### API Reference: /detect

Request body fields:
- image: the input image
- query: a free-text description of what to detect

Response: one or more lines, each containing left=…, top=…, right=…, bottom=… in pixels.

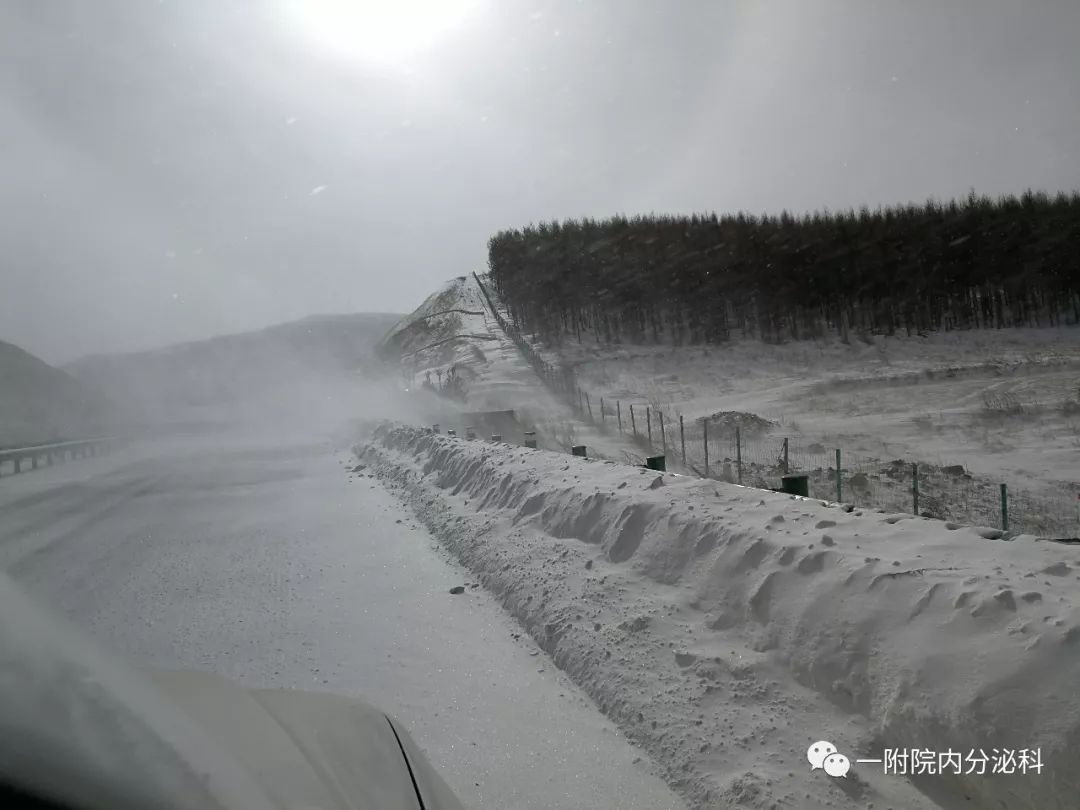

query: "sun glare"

left=286, top=0, right=482, bottom=65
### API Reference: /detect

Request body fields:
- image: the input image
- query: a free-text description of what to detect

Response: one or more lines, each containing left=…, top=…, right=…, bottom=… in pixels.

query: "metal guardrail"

left=0, top=437, right=119, bottom=477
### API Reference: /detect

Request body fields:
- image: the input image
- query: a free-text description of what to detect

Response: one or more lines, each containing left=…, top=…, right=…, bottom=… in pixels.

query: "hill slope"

left=66, top=312, right=401, bottom=429
left=0, top=340, right=111, bottom=448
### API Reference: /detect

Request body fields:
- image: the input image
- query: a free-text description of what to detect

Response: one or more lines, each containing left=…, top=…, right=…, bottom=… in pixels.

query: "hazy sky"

left=3, top=0, right=1078, bottom=364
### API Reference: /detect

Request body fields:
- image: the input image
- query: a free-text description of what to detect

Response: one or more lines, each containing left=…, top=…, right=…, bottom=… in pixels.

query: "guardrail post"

left=31, top=454, right=38, bottom=470
left=14, top=457, right=21, bottom=474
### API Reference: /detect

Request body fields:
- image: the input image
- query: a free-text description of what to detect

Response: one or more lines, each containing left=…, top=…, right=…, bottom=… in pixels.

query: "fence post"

left=912, top=463, right=920, bottom=516
left=835, top=448, right=842, bottom=503
left=617, top=401, right=623, bottom=433
left=736, top=427, right=743, bottom=485
left=578, top=388, right=585, bottom=415
left=703, top=419, right=710, bottom=477
left=647, top=407, right=652, bottom=448
left=659, top=411, right=666, bottom=456
left=630, top=404, right=637, bottom=437
left=1000, top=483, right=1009, bottom=532
left=586, top=391, right=593, bottom=421
left=600, top=397, right=605, bottom=426
left=680, top=415, right=686, bottom=465
left=782, top=437, right=789, bottom=474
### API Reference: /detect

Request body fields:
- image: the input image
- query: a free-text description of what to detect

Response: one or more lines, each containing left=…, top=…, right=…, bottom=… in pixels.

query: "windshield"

left=2, top=2, right=1079, bottom=809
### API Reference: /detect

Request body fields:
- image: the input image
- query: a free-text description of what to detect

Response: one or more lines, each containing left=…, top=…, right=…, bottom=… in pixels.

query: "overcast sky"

left=3, top=0, right=1078, bottom=364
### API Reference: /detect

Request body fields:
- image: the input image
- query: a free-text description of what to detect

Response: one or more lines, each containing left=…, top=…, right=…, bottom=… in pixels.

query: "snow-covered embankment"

left=357, top=423, right=1080, bottom=810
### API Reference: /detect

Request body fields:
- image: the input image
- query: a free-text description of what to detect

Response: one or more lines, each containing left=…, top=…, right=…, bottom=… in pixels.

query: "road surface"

left=0, top=433, right=684, bottom=810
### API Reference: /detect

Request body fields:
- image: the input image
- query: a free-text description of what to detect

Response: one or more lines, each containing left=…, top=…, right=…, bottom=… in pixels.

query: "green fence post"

left=912, top=463, right=920, bottom=516
left=783, top=437, right=789, bottom=474
left=835, top=448, right=842, bottom=503
left=617, top=401, right=623, bottom=433
left=630, top=405, right=637, bottom=437
left=703, top=419, right=710, bottom=478
left=646, top=408, right=652, bottom=448
left=1000, top=483, right=1009, bottom=532
left=680, top=415, right=686, bottom=465
left=736, top=427, right=743, bottom=485
left=659, top=411, right=666, bottom=456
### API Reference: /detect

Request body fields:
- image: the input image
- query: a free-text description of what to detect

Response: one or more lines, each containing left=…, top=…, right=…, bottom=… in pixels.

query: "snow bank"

left=358, top=423, right=1080, bottom=810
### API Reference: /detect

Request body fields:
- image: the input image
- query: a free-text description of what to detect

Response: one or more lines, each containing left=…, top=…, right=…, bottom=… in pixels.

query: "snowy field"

left=526, top=324, right=1080, bottom=539
left=358, top=423, right=1080, bottom=810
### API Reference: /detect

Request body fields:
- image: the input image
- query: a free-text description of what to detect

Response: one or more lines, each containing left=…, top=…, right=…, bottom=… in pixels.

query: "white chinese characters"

left=810, top=740, right=1043, bottom=779
left=881, top=748, right=1042, bottom=776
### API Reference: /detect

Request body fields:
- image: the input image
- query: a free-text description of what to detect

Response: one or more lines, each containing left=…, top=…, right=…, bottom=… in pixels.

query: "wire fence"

left=469, top=273, right=1080, bottom=540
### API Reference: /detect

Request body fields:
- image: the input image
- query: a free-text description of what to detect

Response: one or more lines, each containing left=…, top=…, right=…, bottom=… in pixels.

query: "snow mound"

left=704, top=411, right=776, bottom=436
left=359, top=423, right=1080, bottom=810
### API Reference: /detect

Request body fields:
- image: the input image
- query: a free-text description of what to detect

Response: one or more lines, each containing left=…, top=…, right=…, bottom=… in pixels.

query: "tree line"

left=486, top=190, right=1080, bottom=346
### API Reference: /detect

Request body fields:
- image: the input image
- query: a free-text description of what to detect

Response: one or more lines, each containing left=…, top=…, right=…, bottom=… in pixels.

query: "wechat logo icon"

left=808, top=741, right=851, bottom=778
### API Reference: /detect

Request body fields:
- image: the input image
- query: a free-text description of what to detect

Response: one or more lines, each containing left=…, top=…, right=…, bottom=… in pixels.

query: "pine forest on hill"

left=487, top=190, right=1080, bottom=346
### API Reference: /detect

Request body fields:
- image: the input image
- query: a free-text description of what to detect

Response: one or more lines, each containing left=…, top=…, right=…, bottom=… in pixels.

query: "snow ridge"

left=358, top=423, right=1080, bottom=810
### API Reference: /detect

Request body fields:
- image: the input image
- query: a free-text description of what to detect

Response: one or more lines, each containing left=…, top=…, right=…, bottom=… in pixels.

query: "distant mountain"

left=65, top=313, right=402, bottom=428
left=0, top=340, right=111, bottom=448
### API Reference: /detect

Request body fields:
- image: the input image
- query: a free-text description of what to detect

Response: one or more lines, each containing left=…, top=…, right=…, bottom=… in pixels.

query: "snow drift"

left=358, top=423, right=1080, bottom=810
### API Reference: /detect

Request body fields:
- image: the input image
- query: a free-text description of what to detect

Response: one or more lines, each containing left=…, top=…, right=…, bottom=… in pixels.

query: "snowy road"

left=0, top=434, right=684, bottom=810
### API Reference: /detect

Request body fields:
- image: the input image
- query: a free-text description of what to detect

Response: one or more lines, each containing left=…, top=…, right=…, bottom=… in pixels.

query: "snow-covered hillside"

left=358, top=423, right=1080, bottom=810
left=377, top=275, right=659, bottom=462
left=521, top=326, right=1080, bottom=538
left=380, top=276, right=1080, bottom=537
left=530, top=327, right=1080, bottom=488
